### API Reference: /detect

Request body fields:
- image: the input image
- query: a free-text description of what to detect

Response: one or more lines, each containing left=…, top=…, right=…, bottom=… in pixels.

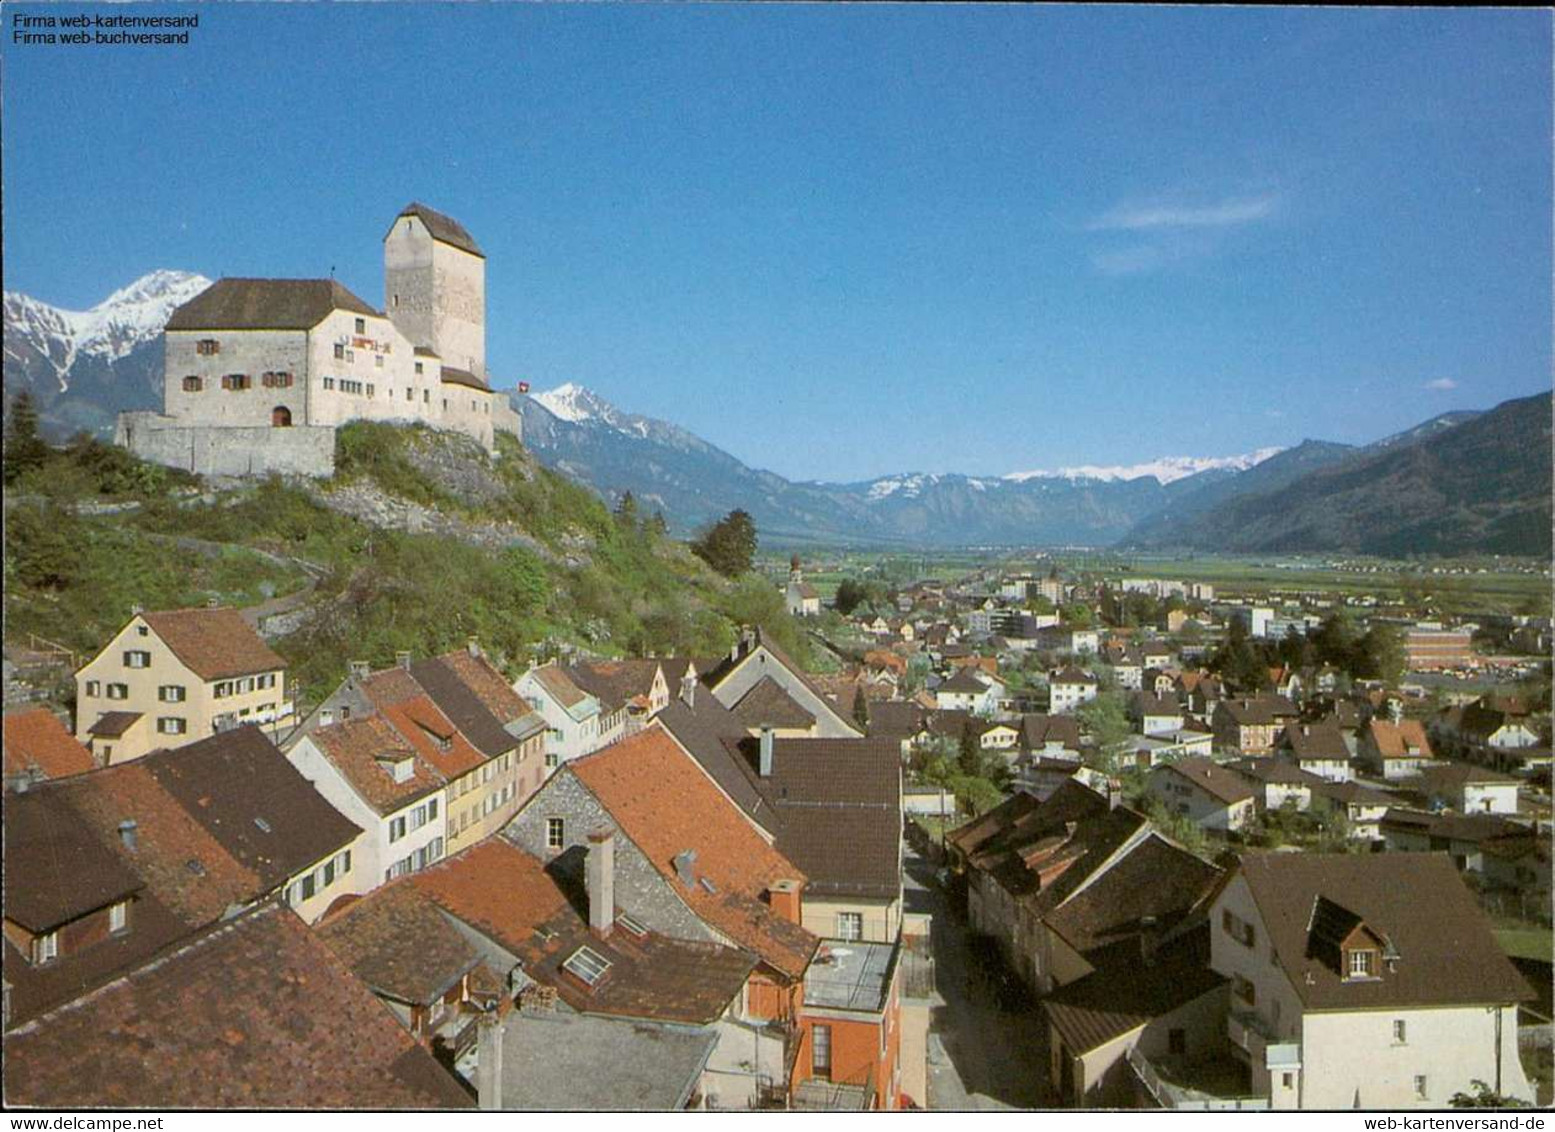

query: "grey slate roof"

left=496, top=1011, right=716, bottom=1110
left=394, top=202, right=485, bottom=258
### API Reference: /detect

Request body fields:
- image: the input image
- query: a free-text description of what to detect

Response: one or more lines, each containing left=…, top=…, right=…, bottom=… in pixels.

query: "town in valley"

left=2, top=3, right=1551, bottom=1117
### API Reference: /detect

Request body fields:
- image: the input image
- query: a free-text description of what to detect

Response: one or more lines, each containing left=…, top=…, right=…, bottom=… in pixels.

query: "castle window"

left=424, top=390, right=430, bottom=403
left=355, top=318, right=366, bottom=334
left=323, top=377, right=335, bottom=390
left=196, top=339, right=220, bottom=356
left=393, top=294, right=399, bottom=308
left=334, top=344, right=345, bottom=360
left=220, top=374, right=251, bottom=392
left=182, top=375, right=203, bottom=392
left=407, top=388, right=414, bottom=401
left=366, top=384, right=375, bottom=398
left=415, top=362, right=423, bottom=375
left=261, top=372, right=295, bottom=389
left=375, top=355, right=383, bottom=368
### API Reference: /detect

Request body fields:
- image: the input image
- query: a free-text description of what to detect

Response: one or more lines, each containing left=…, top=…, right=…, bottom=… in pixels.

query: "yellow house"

left=75, top=607, right=293, bottom=765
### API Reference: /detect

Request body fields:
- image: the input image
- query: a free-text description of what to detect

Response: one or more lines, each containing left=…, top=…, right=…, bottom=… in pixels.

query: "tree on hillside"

left=691, top=509, right=757, bottom=577
left=646, top=510, right=669, bottom=538
left=835, top=578, right=868, bottom=616
left=613, top=490, right=639, bottom=531
left=3, top=391, right=50, bottom=485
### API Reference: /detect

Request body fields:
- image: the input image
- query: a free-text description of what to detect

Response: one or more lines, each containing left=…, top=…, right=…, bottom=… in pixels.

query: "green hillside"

left=4, top=424, right=820, bottom=706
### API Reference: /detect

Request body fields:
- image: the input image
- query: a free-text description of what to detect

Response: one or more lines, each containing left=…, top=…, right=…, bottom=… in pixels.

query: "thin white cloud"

left=1089, top=245, right=1168, bottom=277
left=1424, top=377, right=1458, bottom=391
left=1090, top=194, right=1279, bottom=232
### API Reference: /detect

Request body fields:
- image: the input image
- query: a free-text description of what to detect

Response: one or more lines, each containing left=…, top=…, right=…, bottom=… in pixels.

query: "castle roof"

left=392, top=202, right=485, bottom=258
left=164, top=278, right=377, bottom=332
left=439, top=365, right=490, bottom=392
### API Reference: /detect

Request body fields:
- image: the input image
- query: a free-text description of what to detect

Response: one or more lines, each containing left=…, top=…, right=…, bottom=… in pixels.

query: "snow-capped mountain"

left=4, top=270, right=211, bottom=437
left=516, top=384, right=1246, bottom=546
left=1005, top=448, right=1283, bottom=486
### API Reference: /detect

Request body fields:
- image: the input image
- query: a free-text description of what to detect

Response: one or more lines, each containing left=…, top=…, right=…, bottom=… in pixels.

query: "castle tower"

left=383, top=203, right=486, bottom=379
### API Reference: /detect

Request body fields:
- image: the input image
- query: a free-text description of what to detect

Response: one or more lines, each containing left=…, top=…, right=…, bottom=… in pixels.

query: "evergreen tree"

left=3, top=391, right=50, bottom=485
left=853, top=684, right=871, bottom=731
left=958, top=717, right=983, bottom=777
left=691, top=509, right=758, bottom=578
left=613, top=490, right=639, bottom=531
left=834, top=578, right=867, bottom=616
left=647, top=510, right=669, bottom=538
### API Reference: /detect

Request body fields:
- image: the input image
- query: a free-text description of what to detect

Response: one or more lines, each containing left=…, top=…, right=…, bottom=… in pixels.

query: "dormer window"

left=32, top=931, right=58, bottom=965
left=1346, top=948, right=1377, bottom=979
left=389, top=757, right=414, bottom=784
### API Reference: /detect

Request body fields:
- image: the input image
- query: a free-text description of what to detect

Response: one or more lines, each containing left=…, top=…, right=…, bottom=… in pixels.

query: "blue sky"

left=3, top=5, right=1550, bottom=482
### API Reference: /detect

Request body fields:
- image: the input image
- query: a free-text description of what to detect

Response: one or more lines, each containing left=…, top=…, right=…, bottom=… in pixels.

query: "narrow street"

left=904, top=842, right=1055, bottom=1110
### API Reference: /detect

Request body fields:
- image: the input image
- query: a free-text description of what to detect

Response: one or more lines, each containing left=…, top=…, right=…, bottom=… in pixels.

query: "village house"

left=947, top=782, right=1221, bottom=996
left=1177, top=853, right=1535, bottom=1109
left=1278, top=721, right=1356, bottom=783
left=697, top=628, right=863, bottom=739
left=934, top=667, right=1002, bottom=715
left=516, top=662, right=621, bottom=772
left=1309, top=780, right=1395, bottom=842
left=1408, top=763, right=1522, bottom=815
left=1362, top=719, right=1438, bottom=781
left=1049, top=668, right=1099, bottom=715
left=1146, top=757, right=1258, bottom=834
left=73, top=606, right=292, bottom=765
left=3, top=706, right=96, bottom=790
left=117, top=203, right=518, bottom=478
left=1227, top=757, right=1326, bottom=814
left=3, top=726, right=362, bottom=1028
left=1212, top=696, right=1300, bottom=757
left=1131, top=692, right=1186, bottom=737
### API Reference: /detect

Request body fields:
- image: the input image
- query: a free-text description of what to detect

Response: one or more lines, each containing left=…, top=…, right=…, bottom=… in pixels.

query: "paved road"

left=905, top=844, right=1054, bottom=1110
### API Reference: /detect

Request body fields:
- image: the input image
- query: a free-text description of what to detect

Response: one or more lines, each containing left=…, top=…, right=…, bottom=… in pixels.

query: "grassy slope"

left=4, top=426, right=818, bottom=706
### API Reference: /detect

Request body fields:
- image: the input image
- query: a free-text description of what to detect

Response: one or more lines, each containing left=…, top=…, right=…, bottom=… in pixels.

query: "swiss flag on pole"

left=517, top=381, right=531, bottom=394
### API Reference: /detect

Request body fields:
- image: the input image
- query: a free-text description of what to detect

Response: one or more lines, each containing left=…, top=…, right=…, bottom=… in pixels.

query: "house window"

left=1392, top=1020, right=1406, bottom=1044
left=157, top=717, right=187, bottom=736
left=182, top=375, right=203, bottom=392
left=545, top=751, right=559, bottom=769
left=323, top=377, right=335, bottom=390
left=812, top=1024, right=832, bottom=1080
left=109, top=900, right=129, bottom=934
left=388, top=815, right=408, bottom=843
left=33, top=932, right=59, bottom=964
left=220, top=374, right=252, bottom=391
left=1282, top=1072, right=1294, bottom=1089
left=107, top=683, right=128, bottom=700
left=547, top=817, right=564, bottom=849
left=407, top=388, right=415, bottom=401
left=158, top=685, right=185, bottom=703
left=1233, top=975, right=1256, bottom=1006
left=415, top=362, right=423, bottom=375
left=124, top=649, right=151, bottom=668
left=423, top=389, right=430, bottom=403
left=837, top=912, right=863, bottom=941
left=196, top=339, right=220, bottom=356
left=1414, top=1076, right=1428, bottom=1100
left=1347, top=949, right=1376, bottom=979
left=85, top=680, right=101, bottom=697
left=355, top=318, right=366, bottom=334
left=333, top=344, right=345, bottom=360
left=367, top=383, right=375, bottom=397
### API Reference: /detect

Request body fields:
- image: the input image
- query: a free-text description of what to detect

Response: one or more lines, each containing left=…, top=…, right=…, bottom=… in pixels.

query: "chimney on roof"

left=131, top=604, right=144, bottom=616
left=586, top=829, right=615, bottom=939
left=767, top=878, right=803, bottom=925
left=395, top=650, right=411, bottom=670
left=679, top=669, right=697, bottom=709
left=759, top=726, right=775, bottom=777
left=467, top=636, right=482, bottom=659
left=476, top=1010, right=503, bottom=1111
left=673, top=849, right=697, bottom=888
left=349, top=660, right=370, bottom=680
left=118, top=819, right=138, bottom=852
left=1388, top=699, right=1403, bottom=725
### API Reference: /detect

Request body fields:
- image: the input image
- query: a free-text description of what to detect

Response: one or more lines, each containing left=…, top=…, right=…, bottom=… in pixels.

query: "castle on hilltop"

left=117, top=203, right=521, bottom=477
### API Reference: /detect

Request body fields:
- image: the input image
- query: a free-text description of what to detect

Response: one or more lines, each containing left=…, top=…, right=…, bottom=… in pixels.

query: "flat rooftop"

left=803, top=938, right=898, bottom=1013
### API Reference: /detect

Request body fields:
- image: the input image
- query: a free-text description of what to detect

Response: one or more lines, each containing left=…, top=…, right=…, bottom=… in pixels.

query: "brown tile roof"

left=565, top=659, right=659, bottom=713
left=1051, top=667, right=1097, bottom=686
left=4, top=787, right=145, bottom=933
left=939, top=668, right=993, bottom=695
left=141, top=726, right=362, bottom=888
left=318, top=882, right=482, bottom=1006
left=4, top=904, right=476, bottom=1109
left=394, top=201, right=485, bottom=257
left=1228, top=756, right=1326, bottom=788
left=377, top=693, right=487, bottom=781
left=1220, top=695, right=1300, bottom=726
left=4, top=707, right=96, bottom=783
left=657, top=698, right=782, bottom=834
left=1043, top=834, right=1223, bottom=961
left=1368, top=719, right=1435, bottom=761
left=1155, top=757, right=1257, bottom=807
left=1042, top=928, right=1224, bottom=1055
left=411, top=652, right=533, bottom=757
left=731, top=676, right=816, bottom=730
left=307, top=715, right=446, bottom=816
left=569, top=726, right=819, bottom=980
left=412, top=841, right=755, bottom=1026
left=1379, top=808, right=1522, bottom=844
left=1238, top=852, right=1533, bottom=1011
left=1021, top=713, right=1082, bottom=751
left=139, top=607, right=287, bottom=681
left=1414, top=761, right=1522, bottom=791
left=1311, top=779, right=1396, bottom=808
left=86, top=710, right=143, bottom=738
left=1282, top=721, right=1353, bottom=762
left=164, top=277, right=377, bottom=332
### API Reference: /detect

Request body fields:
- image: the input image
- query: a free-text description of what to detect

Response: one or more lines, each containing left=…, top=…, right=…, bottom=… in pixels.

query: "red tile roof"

left=306, top=715, right=446, bottom=816
left=570, top=727, right=819, bottom=980
left=1368, top=719, right=1435, bottom=761
left=4, top=904, right=475, bottom=1108
left=317, top=882, right=482, bottom=1006
left=138, top=607, right=287, bottom=681
left=3, top=707, right=96, bottom=783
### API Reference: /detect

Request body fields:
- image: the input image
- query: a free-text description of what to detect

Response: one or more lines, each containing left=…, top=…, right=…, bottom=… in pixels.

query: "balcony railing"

left=1227, top=1009, right=1302, bottom=1072
left=1126, top=1047, right=1270, bottom=1112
